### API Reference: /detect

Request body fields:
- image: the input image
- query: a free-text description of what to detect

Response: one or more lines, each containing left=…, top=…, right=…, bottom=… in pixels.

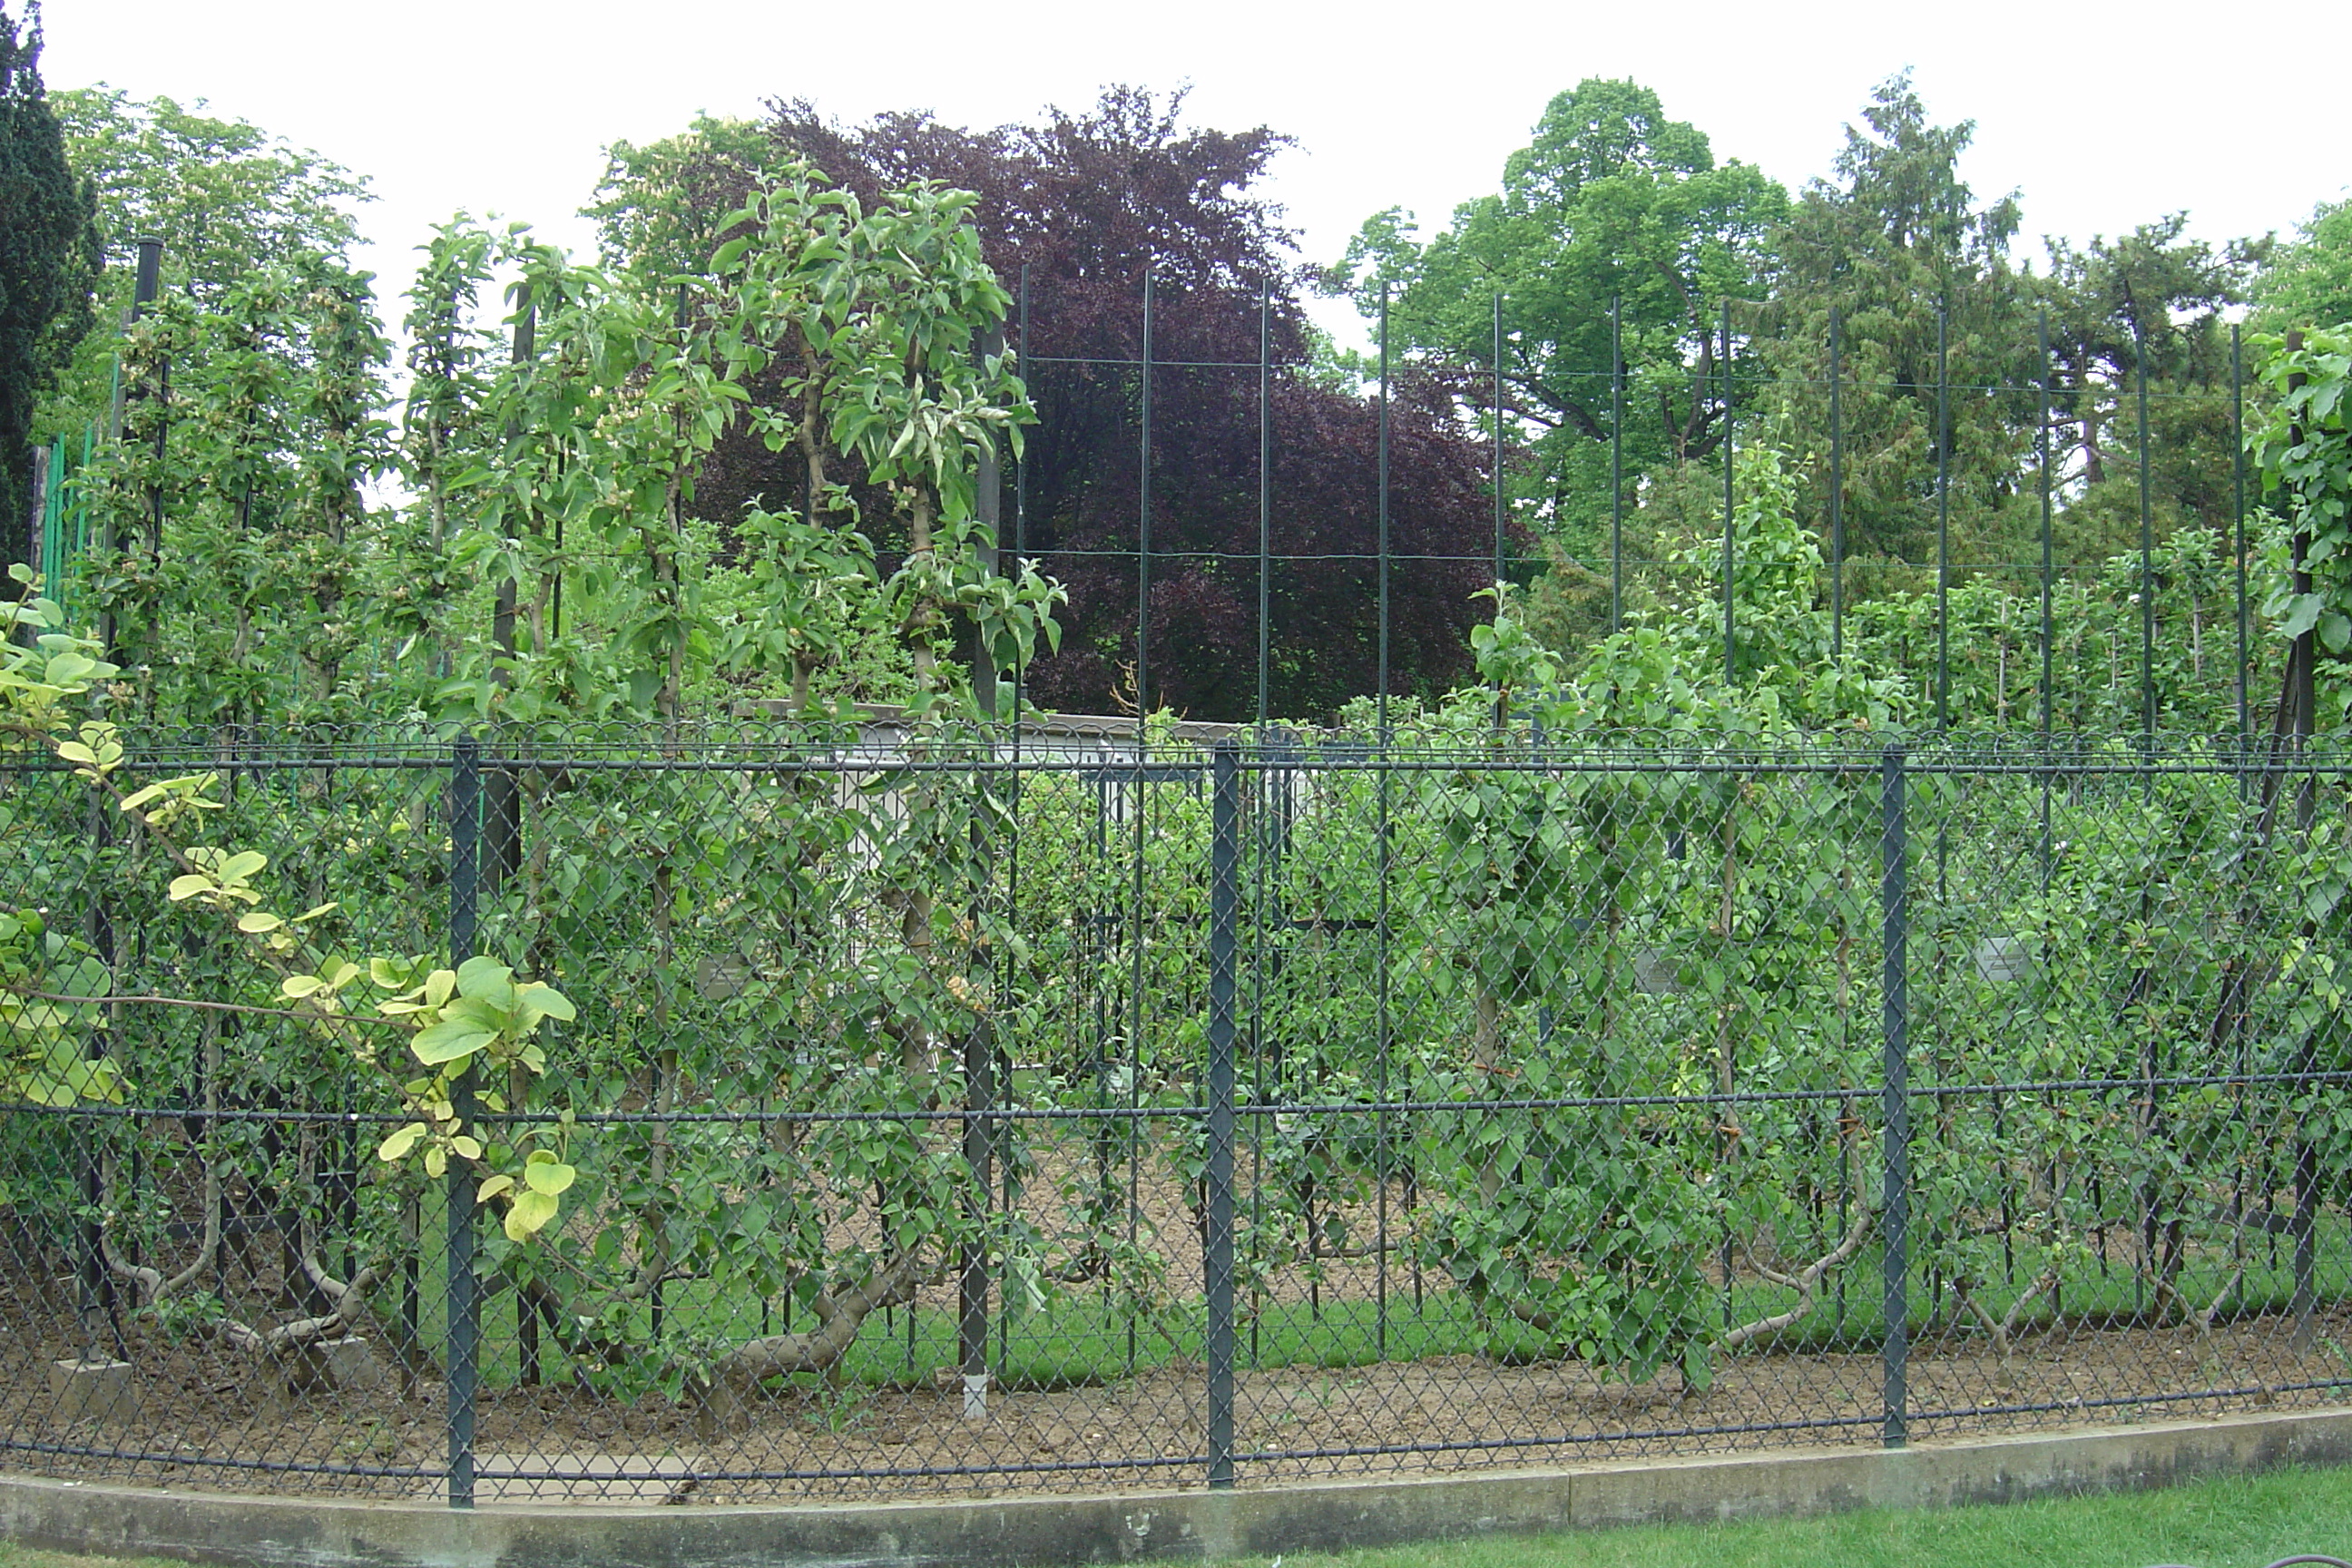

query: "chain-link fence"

left=3, top=725, right=2347, bottom=1503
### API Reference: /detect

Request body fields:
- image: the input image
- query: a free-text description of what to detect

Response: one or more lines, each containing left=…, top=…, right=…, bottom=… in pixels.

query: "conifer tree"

left=0, top=0, right=97, bottom=564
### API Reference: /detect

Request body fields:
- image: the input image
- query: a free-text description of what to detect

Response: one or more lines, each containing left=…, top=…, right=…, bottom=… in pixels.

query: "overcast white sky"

left=43, top=0, right=2352, bottom=349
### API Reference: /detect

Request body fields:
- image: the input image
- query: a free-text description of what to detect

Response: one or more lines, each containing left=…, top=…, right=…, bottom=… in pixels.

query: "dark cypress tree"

left=0, top=0, right=98, bottom=566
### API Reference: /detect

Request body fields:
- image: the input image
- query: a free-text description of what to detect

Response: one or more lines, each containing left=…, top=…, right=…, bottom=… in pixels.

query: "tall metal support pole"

left=1003, top=262, right=1031, bottom=1375
left=2137, top=324, right=2155, bottom=740
left=1013, top=271, right=1031, bottom=727
left=958, top=1017, right=994, bottom=1417
left=1829, top=306, right=1845, bottom=660
left=492, top=288, right=534, bottom=691
left=2231, top=324, right=2249, bottom=740
left=134, top=238, right=165, bottom=567
left=446, top=740, right=483, bottom=1509
left=971, top=323, right=1004, bottom=719
left=1204, top=742, right=1240, bottom=1489
left=74, top=240, right=165, bottom=1361
left=1721, top=301, right=1736, bottom=687
left=2037, top=311, right=2055, bottom=890
left=1878, top=744, right=1910, bottom=1450
left=1377, top=283, right=1392, bottom=718
left=1610, top=296, right=1624, bottom=634
left=2038, top=309, right=2054, bottom=739
left=1259, top=280, right=1272, bottom=728
left=103, top=238, right=165, bottom=655
left=1137, top=271, right=1153, bottom=721
left=1374, top=282, right=1393, bottom=1355
left=1493, top=291, right=1505, bottom=588
left=1128, top=270, right=1154, bottom=1372
left=961, top=276, right=1004, bottom=1406
left=485, top=291, right=534, bottom=897
left=1936, top=305, right=1951, bottom=730
left=2281, top=329, right=2320, bottom=1351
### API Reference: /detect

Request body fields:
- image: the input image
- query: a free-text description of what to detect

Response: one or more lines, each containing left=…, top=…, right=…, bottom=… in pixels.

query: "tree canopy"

left=1334, top=79, right=1788, bottom=563
left=2257, top=196, right=2352, bottom=334
left=596, top=87, right=1495, bottom=720
left=34, top=85, right=369, bottom=453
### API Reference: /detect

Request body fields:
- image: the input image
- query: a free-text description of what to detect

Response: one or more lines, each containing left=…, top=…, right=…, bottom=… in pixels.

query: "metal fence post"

left=78, top=771, right=117, bottom=1367
left=1205, top=740, right=1240, bottom=1489
left=1879, top=743, right=1910, bottom=1450
left=959, top=1005, right=995, bottom=1417
left=446, top=739, right=481, bottom=1508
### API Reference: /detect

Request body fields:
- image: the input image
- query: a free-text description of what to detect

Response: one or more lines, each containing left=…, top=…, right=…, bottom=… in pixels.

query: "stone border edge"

left=5, top=1407, right=2349, bottom=1568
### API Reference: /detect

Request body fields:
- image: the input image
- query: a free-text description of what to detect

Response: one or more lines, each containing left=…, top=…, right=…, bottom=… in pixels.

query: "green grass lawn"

left=1278, top=1465, right=2352, bottom=1568
left=434, top=1241, right=2352, bottom=1398
left=0, top=1464, right=2344, bottom=1568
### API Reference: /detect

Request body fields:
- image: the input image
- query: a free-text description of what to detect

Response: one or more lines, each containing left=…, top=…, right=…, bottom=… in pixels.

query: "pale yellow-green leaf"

left=411, top=1018, right=494, bottom=1065
left=523, top=1161, right=575, bottom=1197
left=280, top=975, right=327, bottom=1000
left=217, top=851, right=267, bottom=883
left=449, top=1135, right=484, bottom=1161
left=377, top=1122, right=426, bottom=1161
left=504, top=1188, right=559, bottom=1240
left=238, top=912, right=284, bottom=934
left=168, top=874, right=214, bottom=903
left=514, top=982, right=575, bottom=1022
left=476, top=1174, right=514, bottom=1203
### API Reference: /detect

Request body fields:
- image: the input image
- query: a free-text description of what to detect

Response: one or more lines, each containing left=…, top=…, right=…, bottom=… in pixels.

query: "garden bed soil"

left=4, top=1273, right=2346, bottom=1502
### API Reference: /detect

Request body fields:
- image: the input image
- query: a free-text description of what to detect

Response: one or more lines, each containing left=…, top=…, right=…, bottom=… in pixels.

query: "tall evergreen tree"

left=2034, top=216, right=2269, bottom=564
left=0, top=0, right=96, bottom=565
left=1759, top=74, right=2035, bottom=575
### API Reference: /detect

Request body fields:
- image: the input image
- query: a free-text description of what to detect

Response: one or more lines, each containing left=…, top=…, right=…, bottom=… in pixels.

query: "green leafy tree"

left=0, top=0, right=96, bottom=563
left=2256, top=196, right=2352, bottom=333
left=2248, top=324, right=2352, bottom=731
left=1335, top=79, right=1788, bottom=561
left=35, top=87, right=368, bottom=445
left=584, top=113, right=779, bottom=284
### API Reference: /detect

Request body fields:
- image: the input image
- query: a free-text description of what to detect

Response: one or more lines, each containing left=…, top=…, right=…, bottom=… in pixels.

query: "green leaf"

left=514, top=982, right=575, bottom=1022
left=524, top=1161, right=576, bottom=1196
left=455, top=956, right=514, bottom=1003
left=505, top=1188, right=559, bottom=1240
left=411, top=1018, right=496, bottom=1064
left=377, top=1123, right=426, bottom=1161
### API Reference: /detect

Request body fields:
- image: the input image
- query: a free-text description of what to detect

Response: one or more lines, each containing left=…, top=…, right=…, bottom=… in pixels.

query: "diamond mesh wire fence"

left=2, top=724, right=2348, bottom=1503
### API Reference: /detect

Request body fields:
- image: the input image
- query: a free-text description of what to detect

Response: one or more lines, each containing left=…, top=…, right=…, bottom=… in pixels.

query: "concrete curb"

left=5, top=1408, right=2350, bottom=1568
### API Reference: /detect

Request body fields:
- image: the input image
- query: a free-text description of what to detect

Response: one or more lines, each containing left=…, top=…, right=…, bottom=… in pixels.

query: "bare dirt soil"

left=5, top=1259, right=2346, bottom=1503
